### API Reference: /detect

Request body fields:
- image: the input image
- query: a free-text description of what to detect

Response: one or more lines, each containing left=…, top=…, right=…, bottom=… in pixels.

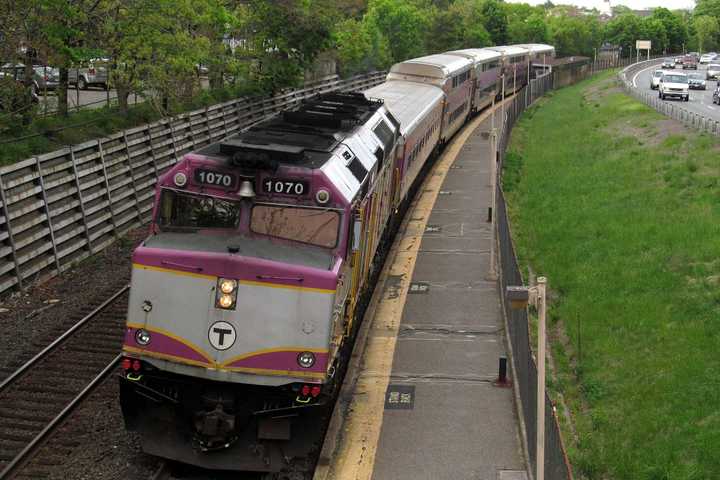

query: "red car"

left=682, top=56, right=698, bottom=69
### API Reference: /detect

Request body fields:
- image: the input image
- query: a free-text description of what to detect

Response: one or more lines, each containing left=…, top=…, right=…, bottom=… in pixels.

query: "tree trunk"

left=58, top=67, right=69, bottom=117
left=209, top=68, right=224, bottom=90
left=116, top=81, right=130, bottom=115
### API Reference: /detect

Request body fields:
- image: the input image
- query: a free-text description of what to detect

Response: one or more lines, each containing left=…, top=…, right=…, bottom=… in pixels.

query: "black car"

left=688, top=73, right=707, bottom=90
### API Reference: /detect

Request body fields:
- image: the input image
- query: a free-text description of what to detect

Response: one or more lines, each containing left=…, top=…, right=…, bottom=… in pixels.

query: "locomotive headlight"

left=173, top=172, right=188, bottom=187
left=215, top=278, right=238, bottom=310
left=297, top=351, right=316, bottom=369
left=218, top=294, right=234, bottom=309
left=135, top=329, right=151, bottom=346
left=219, top=279, right=237, bottom=294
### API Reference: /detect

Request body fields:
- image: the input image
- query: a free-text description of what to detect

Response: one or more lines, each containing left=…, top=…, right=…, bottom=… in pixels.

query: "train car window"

left=250, top=205, right=340, bottom=248
left=347, top=157, right=368, bottom=183
left=157, top=189, right=240, bottom=231
left=373, top=121, right=394, bottom=152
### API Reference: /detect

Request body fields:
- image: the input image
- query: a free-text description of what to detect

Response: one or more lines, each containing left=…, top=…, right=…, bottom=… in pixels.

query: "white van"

left=659, top=72, right=689, bottom=101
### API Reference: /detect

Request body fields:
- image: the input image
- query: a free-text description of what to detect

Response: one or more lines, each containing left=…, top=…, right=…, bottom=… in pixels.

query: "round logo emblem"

left=208, top=321, right=236, bottom=351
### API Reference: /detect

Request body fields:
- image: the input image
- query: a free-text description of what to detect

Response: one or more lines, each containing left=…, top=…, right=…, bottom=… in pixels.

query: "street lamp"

left=506, top=276, right=548, bottom=480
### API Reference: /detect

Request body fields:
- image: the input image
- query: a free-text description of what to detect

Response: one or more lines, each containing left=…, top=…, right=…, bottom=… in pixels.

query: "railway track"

left=0, top=286, right=129, bottom=479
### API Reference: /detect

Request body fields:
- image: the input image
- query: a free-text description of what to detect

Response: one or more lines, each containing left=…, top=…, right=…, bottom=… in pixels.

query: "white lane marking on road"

left=708, top=105, right=716, bottom=110
left=633, top=63, right=662, bottom=88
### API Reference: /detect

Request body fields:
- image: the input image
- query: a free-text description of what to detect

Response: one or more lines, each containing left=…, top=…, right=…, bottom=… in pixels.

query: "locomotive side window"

left=373, top=121, right=394, bottom=152
left=158, top=190, right=240, bottom=231
left=250, top=205, right=340, bottom=248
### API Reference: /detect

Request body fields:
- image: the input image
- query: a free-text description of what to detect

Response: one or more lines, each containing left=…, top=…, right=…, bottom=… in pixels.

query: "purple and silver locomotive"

left=120, top=93, right=405, bottom=473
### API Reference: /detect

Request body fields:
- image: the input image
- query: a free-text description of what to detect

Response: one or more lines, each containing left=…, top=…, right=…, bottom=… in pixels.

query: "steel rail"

left=0, top=285, right=129, bottom=394
left=0, top=353, right=122, bottom=479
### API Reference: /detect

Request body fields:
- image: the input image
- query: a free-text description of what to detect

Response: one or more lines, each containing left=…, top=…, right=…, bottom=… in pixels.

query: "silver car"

left=33, top=66, right=59, bottom=92
left=706, top=64, right=720, bottom=80
left=68, top=59, right=109, bottom=90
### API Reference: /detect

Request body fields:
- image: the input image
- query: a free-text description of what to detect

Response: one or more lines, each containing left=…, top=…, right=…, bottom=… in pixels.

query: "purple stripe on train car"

left=227, top=350, right=329, bottom=375
left=132, top=247, right=341, bottom=291
left=124, top=327, right=211, bottom=365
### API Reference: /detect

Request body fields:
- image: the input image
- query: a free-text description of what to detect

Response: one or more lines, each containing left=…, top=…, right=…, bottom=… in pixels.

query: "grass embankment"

left=504, top=70, right=720, bottom=479
left=0, top=82, right=261, bottom=167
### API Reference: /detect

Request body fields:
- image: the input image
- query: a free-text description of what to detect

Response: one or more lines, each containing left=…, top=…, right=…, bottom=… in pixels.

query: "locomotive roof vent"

left=282, top=92, right=384, bottom=129
left=212, top=92, right=386, bottom=171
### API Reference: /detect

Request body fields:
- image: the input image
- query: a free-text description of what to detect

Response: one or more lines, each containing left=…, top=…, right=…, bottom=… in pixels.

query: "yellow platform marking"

left=319, top=105, right=502, bottom=480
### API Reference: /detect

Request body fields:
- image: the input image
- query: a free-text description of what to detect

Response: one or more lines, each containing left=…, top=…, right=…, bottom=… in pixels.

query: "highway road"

left=632, top=61, right=720, bottom=120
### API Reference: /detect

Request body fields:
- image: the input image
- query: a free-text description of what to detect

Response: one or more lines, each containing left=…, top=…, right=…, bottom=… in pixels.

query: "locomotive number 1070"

left=263, top=178, right=308, bottom=196
left=194, top=169, right=237, bottom=189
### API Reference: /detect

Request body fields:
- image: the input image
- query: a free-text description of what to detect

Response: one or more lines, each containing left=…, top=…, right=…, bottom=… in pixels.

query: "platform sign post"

left=506, top=276, right=548, bottom=480
left=636, top=40, right=651, bottom=63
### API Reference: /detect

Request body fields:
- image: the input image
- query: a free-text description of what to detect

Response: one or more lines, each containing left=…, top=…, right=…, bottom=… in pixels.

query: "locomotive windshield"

left=158, top=189, right=240, bottom=231
left=250, top=205, right=340, bottom=248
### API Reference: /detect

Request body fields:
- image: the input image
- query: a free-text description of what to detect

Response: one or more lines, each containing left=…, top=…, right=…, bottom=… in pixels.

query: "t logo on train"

left=118, top=43, right=554, bottom=475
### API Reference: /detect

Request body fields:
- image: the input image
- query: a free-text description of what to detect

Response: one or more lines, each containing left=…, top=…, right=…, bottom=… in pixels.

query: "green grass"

left=504, top=69, right=720, bottom=479
left=0, top=82, right=263, bottom=167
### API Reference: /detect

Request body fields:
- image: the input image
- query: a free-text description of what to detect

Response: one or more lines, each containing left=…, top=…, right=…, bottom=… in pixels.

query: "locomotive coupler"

left=194, top=398, right=237, bottom=451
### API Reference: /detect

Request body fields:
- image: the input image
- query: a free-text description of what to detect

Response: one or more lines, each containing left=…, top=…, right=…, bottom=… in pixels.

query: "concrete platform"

left=316, top=110, right=528, bottom=480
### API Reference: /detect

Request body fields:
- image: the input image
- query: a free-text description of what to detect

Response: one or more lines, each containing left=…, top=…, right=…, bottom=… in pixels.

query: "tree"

left=237, top=0, right=339, bottom=93
left=548, top=14, right=597, bottom=57
left=642, top=18, right=668, bottom=54
left=509, top=12, right=549, bottom=44
left=694, top=15, right=720, bottom=53
left=695, top=0, right=720, bottom=20
left=426, top=0, right=491, bottom=53
left=364, top=0, right=430, bottom=63
left=481, top=0, right=508, bottom=45
left=604, top=13, right=644, bottom=56
left=650, top=8, right=687, bottom=53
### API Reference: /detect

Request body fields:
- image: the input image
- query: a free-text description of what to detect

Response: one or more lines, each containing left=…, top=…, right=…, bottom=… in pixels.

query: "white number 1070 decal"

left=263, top=179, right=307, bottom=195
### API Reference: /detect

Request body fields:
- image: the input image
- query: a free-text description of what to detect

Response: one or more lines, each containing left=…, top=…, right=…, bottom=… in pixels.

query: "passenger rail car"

left=487, top=45, right=531, bottom=93
left=119, top=43, right=553, bottom=476
left=517, top=43, right=556, bottom=78
left=387, top=54, right=474, bottom=143
left=446, top=48, right=503, bottom=113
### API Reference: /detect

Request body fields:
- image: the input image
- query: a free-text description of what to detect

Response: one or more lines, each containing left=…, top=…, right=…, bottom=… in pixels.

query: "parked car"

left=699, top=53, right=717, bottom=64
left=659, top=72, right=689, bottom=101
left=706, top=64, right=720, bottom=80
left=650, top=69, right=664, bottom=90
left=682, top=56, right=698, bottom=69
left=68, top=59, right=108, bottom=90
left=688, top=73, right=706, bottom=90
left=713, top=86, right=720, bottom=104
left=661, top=58, right=675, bottom=69
left=32, top=65, right=59, bottom=93
left=674, top=56, right=684, bottom=65
left=0, top=63, right=40, bottom=102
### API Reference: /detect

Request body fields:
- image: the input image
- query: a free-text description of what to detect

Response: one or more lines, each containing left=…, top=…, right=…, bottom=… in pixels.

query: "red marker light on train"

left=132, top=360, right=142, bottom=372
left=310, top=386, right=321, bottom=398
left=121, top=358, right=132, bottom=371
left=301, top=385, right=310, bottom=396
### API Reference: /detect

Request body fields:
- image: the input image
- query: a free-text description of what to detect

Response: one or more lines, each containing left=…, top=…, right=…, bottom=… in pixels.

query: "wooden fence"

left=0, top=72, right=387, bottom=295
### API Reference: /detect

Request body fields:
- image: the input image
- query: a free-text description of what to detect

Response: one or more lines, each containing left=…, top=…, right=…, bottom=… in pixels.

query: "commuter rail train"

left=119, top=43, right=554, bottom=475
